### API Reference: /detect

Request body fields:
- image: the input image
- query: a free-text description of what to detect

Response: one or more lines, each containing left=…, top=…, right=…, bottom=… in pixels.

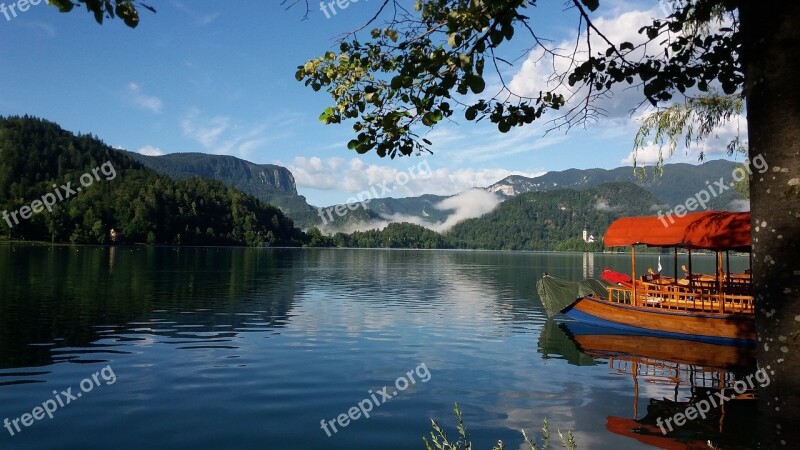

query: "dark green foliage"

left=49, top=0, right=153, bottom=28
left=295, top=0, right=742, bottom=158
left=0, top=116, right=306, bottom=247
left=446, top=182, right=660, bottom=251
left=333, top=222, right=450, bottom=249
left=123, top=151, right=314, bottom=216
left=326, top=182, right=658, bottom=251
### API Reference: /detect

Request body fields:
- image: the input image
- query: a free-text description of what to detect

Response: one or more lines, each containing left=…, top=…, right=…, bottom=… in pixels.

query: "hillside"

left=0, top=116, right=306, bottom=246
left=123, top=150, right=314, bottom=215
left=448, top=182, right=661, bottom=251
left=120, top=148, right=747, bottom=232
left=364, top=194, right=451, bottom=222
left=487, top=160, right=746, bottom=209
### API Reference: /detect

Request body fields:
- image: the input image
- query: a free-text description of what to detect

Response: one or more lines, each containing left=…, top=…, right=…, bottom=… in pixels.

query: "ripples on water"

left=0, top=247, right=755, bottom=449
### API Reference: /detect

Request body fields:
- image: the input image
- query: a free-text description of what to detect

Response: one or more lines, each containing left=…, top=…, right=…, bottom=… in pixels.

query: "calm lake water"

left=0, top=246, right=756, bottom=449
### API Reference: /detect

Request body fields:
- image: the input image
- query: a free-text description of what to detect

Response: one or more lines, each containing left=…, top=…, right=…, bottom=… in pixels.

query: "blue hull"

left=562, top=308, right=756, bottom=348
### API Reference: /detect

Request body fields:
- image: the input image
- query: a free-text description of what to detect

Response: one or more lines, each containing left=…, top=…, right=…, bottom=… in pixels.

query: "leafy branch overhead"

left=295, top=0, right=743, bottom=158
left=48, top=0, right=154, bottom=28
left=49, top=0, right=743, bottom=161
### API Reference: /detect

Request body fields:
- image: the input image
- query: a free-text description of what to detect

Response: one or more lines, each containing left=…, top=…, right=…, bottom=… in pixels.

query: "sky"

left=0, top=0, right=748, bottom=207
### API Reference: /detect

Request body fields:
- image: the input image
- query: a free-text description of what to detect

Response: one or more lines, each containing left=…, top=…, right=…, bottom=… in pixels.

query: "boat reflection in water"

left=539, top=319, right=759, bottom=449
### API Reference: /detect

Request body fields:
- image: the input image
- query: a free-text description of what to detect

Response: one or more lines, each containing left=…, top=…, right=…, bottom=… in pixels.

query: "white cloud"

left=508, top=8, right=661, bottom=120
left=506, top=4, right=747, bottom=160
left=594, top=198, right=620, bottom=212
left=285, top=157, right=340, bottom=190
left=197, top=12, right=220, bottom=26
left=25, top=21, right=56, bottom=38
left=620, top=112, right=746, bottom=165
left=128, top=83, right=163, bottom=113
left=280, top=156, right=544, bottom=198
left=431, top=190, right=502, bottom=231
left=172, top=1, right=220, bottom=26
left=180, top=109, right=289, bottom=158
left=319, top=189, right=502, bottom=234
left=137, top=145, right=164, bottom=156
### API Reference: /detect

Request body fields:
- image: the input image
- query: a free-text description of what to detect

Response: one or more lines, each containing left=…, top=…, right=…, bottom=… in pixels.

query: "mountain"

left=359, top=194, right=451, bottom=221
left=0, top=116, right=306, bottom=246
left=119, top=150, right=455, bottom=230
left=122, top=151, right=314, bottom=215
left=319, top=160, right=748, bottom=233
left=122, top=149, right=747, bottom=234
left=487, top=160, right=746, bottom=209
left=447, top=182, right=662, bottom=251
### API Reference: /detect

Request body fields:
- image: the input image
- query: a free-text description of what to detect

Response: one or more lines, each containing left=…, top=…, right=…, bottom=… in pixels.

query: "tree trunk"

left=740, top=1, right=800, bottom=447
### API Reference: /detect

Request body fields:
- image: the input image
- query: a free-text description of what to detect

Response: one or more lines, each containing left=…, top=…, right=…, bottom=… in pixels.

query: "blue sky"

left=0, top=0, right=747, bottom=207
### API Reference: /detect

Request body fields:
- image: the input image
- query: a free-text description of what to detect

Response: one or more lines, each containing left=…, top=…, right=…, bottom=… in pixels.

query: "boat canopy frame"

left=602, top=211, right=752, bottom=314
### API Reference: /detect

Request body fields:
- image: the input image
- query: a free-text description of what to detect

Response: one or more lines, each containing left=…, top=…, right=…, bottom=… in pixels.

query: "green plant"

left=424, top=403, right=576, bottom=450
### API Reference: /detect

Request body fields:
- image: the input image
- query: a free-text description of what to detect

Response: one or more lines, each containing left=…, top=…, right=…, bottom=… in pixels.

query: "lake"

left=0, top=246, right=757, bottom=449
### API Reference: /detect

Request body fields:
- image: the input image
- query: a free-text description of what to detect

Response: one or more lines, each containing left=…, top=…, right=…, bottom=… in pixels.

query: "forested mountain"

left=313, top=159, right=747, bottom=229
left=0, top=116, right=739, bottom=252
left=123, top=150, right=314, bottom=215
left=310, top=222, right=450, bottom=249
left=122, top=151, right=453, bottom=228
left=363, top=194, right=451, bottom=222
left=120, top=143, right=747, bottom=231
left=306, top=182, right=661, bottom=251
left=488, top=160, right=746, bottom=208
left=448, top=182, right=661, bottom=251
left=0, top=116, right=306, bottom=246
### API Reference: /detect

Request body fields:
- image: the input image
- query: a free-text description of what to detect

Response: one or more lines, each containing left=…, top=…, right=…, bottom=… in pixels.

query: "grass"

left=424, top=403, right=576, bottom=450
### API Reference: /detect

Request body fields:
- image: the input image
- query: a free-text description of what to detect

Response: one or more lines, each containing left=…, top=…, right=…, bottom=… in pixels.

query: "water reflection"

left=0, top=247, right=756, bottom=449
left=0, top=246, right=304, bottom=373
left=545, top=320, right=759, bottom=449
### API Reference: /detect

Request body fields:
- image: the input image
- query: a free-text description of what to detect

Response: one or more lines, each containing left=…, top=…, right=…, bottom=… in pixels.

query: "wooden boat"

left=553, top=211, right=755, bottom=344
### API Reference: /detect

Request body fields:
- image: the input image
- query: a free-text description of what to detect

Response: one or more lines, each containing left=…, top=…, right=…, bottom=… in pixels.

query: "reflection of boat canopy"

left=539, top=211, right=755, bottom=343
left=547, top=320, right=759, bottom=449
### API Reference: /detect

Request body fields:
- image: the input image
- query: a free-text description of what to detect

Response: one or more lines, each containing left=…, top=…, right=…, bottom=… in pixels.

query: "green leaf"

left=580, top=0, right=600, bottom=12
left=467, top=75, right=485, bottom=94
left=319, top=107, right=335, bottom=124
left=49, top=0, right=74, bottom=12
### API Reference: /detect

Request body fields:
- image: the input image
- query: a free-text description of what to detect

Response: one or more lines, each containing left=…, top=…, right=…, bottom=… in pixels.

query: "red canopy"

left=603, top=211, right=751, bottom=250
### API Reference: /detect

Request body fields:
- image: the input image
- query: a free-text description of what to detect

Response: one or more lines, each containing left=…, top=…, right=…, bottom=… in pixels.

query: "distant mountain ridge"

left=122, top=151, right=313, bottom=214
left=364, top=194, right=451, bottom=222
left=121, top=150, right=748, bottom=231
left=487, top=160, right=746, bottom=209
